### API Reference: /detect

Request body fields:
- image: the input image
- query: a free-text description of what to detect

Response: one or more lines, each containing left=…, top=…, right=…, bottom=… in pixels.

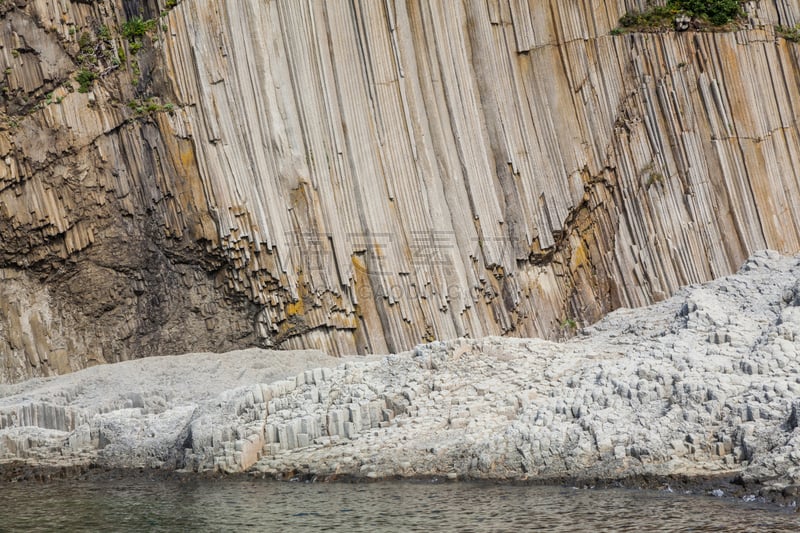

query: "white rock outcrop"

left=0, top=348, right=358, bottom=472
left=3, top=251, right=800, bottom=492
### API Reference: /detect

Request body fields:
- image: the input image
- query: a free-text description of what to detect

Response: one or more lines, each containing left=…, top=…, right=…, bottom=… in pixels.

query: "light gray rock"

left=253, top=251, right=800, bottom=483
left=0, top=348, right=367, bottom=472
left=2, top=252, right=800, bottom=486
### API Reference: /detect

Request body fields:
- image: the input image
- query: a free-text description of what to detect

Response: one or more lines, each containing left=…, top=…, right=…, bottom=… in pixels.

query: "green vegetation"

left=119, top=16, right=156, bottom=60
left=674, top=0, right=742, bottom=25
left=562, top=318, right=577, bottom=330
left=77, top=31, right=93, bottom=52
left=131, top=57, right=141, bottom=83
left=161, top=0, right=179, bottom=19
left=71, top=25, right=113, bottom=93
left=777, top=24, right=800, bottom=43
left=76, top=30, right=99, bottom=69
left=121, top=16, right=156, bottom=42
left=127, top=98, right=176, bottom=116
left=75, top=68, right=97, bottom=93
left=68, top=15, right=159, bottom=95
left=619, top=4, right=676, bottom=30
left=618, top=0, right=744, bottom=32
left=36, top=92, right=64, bottom=110
left=97, top=24, right=112, bottom=42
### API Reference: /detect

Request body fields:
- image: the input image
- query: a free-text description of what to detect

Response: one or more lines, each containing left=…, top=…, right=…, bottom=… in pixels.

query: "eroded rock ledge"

left=2, top=251, right=800, bottom=493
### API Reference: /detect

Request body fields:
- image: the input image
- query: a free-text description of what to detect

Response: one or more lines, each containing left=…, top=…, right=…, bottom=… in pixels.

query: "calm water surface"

left=1, top=477, right=798, bottom=532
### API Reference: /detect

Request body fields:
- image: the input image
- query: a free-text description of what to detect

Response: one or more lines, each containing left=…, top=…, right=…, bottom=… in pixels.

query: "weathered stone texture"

left=3, top=251, right=800, bottom=489
left=0, top=0, right=261, bottom=383
left=4, top=1, right=800, bottom=380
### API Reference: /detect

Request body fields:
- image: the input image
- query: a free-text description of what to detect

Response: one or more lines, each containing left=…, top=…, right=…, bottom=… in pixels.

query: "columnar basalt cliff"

left=3, top=0, right=800, bottom=382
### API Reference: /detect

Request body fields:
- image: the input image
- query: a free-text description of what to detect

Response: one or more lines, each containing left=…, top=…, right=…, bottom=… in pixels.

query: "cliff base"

left=3, top=251, right=800, bottom=498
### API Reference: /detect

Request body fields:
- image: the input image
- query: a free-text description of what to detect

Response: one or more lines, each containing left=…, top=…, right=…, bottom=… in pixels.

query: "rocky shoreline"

left=3, top=251, right=800, bottom=503
left=1, top=462, right=796, bottom=510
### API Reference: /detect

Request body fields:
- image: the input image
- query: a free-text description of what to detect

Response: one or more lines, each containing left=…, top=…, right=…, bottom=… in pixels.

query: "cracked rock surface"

left=4, top=251, right=800, bottom=492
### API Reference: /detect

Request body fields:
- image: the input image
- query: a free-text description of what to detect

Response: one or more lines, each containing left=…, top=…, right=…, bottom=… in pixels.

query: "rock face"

left=0, top=345, right=356, bottom=471
left=0, top=0, right=263, bottom=383
left=4, top=1, right=800, bottom=380
left=254, top=251, right=800, bottom=486
left=3, top=251, right=800, bottom=490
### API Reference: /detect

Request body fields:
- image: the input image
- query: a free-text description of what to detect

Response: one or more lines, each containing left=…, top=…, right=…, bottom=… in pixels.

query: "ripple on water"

left=1, top=479, right=799, bottom=532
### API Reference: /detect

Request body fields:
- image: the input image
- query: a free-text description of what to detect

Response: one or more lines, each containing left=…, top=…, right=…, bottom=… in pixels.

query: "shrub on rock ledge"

left=618, top=0, right=744, bottom=31
left=677, top=0, right=743, bottom=25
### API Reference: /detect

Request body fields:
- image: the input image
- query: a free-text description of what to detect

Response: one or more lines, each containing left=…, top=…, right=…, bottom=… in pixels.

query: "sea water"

left=1, top=477, right=798, bottom=531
